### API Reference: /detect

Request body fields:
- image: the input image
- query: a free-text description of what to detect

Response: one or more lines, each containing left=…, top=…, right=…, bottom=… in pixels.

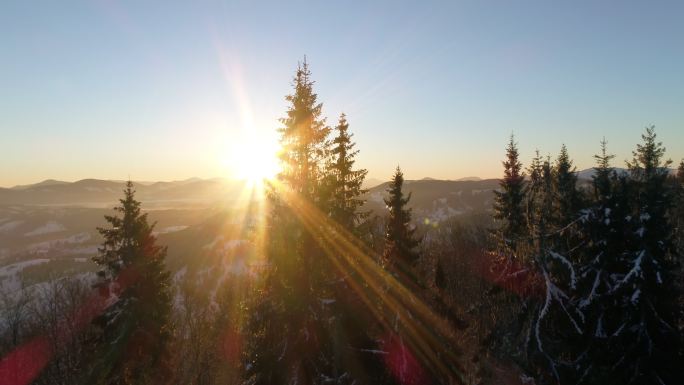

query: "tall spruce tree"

left=676, top=160, right=684, bottom=260
left=493, top=135, right=527, bottom=254
left=518, top=153, right=583, bottom=383
left=244, top=59, right=354, bottom=384
left=89, top=181, right=172, bottom=384
left=675, top=160, right=684, bottom=360
left=578, top=127, right=683, bottom=384
left=592, top=138, right=616, bottom=200
left=381, top=168, right=455, bottom=385
left=326, top=113, right=369, bottom=230
left=607, top=125, right=682, bottom=384
left=323, top=112, right=391, bottom=382
left=277, top=57, right=330, bottom=201
left=576, top=139, right=634, bottom=383
left=382, top=166, right=420, bottom=279
left=484, top=139, right=531, bottom=372
left=553, top=144, right=582, bottom=228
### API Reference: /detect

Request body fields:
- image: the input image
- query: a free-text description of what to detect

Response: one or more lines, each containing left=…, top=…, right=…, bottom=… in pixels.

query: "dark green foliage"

left=525, top=152, right=554, bottom=246
left=675, top=160, right=684, bottom=263
left=244, top=59, right=378, bottom=385
left=576, top=140, right=634, bottom=383
left=493, top=135, right=527, bottom=254
left=245, top=59, right=330, bottom=384
left=612, top=126, right=681, bottom=384
left=577, top=127, right=683, bottom=384
left=592, top=138, right=616, bottom=200
left=382, top=167, right=420, bottom=277
left=89, top=181, right=172, bottom=384
left=553, top=144, right=582, bottom=228
left=520, top=153, right=583, bottom=383
left=325, top=113, right=369, bottom=230
left=276, top=57, right=330, bottom=201
left=482, top=130, right=684, bottom=384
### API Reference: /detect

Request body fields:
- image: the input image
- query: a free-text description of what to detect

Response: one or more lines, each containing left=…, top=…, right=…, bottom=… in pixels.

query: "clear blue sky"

left=1, top=0, right=682, bottom=187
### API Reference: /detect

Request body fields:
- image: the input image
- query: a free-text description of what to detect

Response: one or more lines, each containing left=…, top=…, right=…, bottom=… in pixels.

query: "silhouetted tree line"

left=478, top=129, right=684, bottom=384
left=1, top=60, right=683, bottom=385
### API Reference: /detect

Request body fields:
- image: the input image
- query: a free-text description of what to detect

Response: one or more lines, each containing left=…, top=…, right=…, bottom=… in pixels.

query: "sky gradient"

left=1, top=0, right=683, bottom=187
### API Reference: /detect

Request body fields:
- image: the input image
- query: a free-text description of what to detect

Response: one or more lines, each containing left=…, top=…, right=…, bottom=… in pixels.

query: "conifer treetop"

left=326, top=113, right=368, bottom=228
left=502, top=134, right=524, bottom=181
left=94, top=180, right=161, bottom=277
left=592, top=138, right=616, bottom=199
left=493, top=134, right=527, bottom=252
left=627, top=125, right=672, bottom=180
left=383, top=166, right=420, bottom=269
left=277, top=58, right=330, bottom=198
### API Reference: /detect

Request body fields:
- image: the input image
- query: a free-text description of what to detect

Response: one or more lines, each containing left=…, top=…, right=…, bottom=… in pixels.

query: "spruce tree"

left=381, top=168, right=458, bottom=385
left=89, top=181, right=172, bottom=384
left=484, top=139, right=531, bottom=371
left=382, top=166, right=420, bottom=279
left=526, top=152, right=553, bottom=243
left=493, top=135, right=527, bottom=255
left=592, top=138, right=616, bottom=200
left=578, top=127, right=683, bottom=384
left=326, top=113, right=369, bottom=230
left=675, top=160, right=684, bottom=259
left=519, top=154, right=583, bottom=383
left=675, top=160, right=684, bottom=361
left=553, top=144, right=582, bottom=228
left=609, top=126, right=682, bottom=384
left=576, top=140, right=633, bottom=383
left=244, top=59, right=351, bottom=384
left=277, top=57, right=330, bottom=201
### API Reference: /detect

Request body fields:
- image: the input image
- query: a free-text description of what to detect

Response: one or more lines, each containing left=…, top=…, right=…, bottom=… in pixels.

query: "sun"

left=224, top=134, right=281, bottom=183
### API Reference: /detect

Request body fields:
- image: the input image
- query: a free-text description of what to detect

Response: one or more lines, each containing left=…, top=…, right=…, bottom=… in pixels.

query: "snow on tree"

left=577, top=128, right=682, bottom=384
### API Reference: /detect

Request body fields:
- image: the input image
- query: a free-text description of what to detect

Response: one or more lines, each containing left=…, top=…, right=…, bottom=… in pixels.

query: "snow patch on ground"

left=426, top=206, right=466, bottom=223
left=24, top=221, right=66, bottom=236
left=0, top=220, right=24, bottom=233
left=26, top=232, right=91, bottom=253
left=369, top=192, right=385, bottom=204
left=204, top=236, right=247, bottom=251
left=174, top=266, right=187, bottom=283
left=0, top=259, right=51, bottom=292
left=471, top=189, right=491, bottom=195
left=70, top=245, right=99, bottom=255
left=152, top=225, right=189, bottom=235
left=0, top=259, right=50, bottom=277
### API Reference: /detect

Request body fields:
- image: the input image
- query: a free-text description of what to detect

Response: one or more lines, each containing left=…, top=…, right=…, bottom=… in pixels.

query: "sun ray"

left=265, top=178, right=467, bottom=382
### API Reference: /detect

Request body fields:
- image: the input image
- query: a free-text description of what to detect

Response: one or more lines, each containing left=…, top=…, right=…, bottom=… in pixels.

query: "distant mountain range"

left=3, top=167, right=677, bottom=295
left=1, top=176, right=502, bottom=225
left=10, top=179, right=71, bottom=190
left=3, top=166, right=677, bottom=209
left=0, top=176, right=503, bottom=292
left=363, top=178, right=499, bottom=223
left=0, top=178, right=250, bottom=207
